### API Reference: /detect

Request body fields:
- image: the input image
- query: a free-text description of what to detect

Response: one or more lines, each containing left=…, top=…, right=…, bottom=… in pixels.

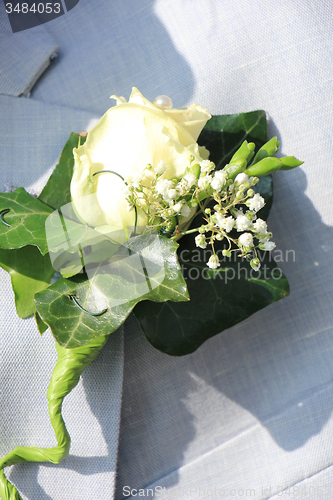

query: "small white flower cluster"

left=126, top=158, right=214, bottom=234
left=126, top=159, right=276, bottom=271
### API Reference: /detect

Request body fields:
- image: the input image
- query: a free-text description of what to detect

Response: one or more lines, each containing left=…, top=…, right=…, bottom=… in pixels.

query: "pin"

left=93, top=170, right=138, bottom=236
left=0, top=209, right=11, bottom=227
left=93, top=170, right=125, bottom=182
left=69, top=295, right=108, bottom=317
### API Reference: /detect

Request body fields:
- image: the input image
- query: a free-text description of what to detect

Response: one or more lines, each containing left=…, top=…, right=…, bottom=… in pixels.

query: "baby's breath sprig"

left=186, top=167, right=276, bottom=271
left=126, top=137, right=299, bottom=271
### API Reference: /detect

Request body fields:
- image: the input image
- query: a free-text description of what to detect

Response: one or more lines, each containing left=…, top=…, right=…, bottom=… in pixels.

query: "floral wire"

left=132, top=205, right=138, bottom=237
left=139, top=254, right=153, bottom=292
left=93, top=169, right=125, bottom=182
left=69, top=294, right=108, bottom=316
left=0, top=209, right=11, bottom=227
left=93, top=170, right=138, bottom=236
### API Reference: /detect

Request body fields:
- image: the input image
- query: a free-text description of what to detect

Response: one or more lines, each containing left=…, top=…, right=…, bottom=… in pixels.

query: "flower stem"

left=0, top=335, right=108, bottom=500
left=171, top=227, right=200, bottom=240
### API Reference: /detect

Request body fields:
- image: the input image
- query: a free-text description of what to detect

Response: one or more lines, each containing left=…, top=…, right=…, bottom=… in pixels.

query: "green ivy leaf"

left=198, top=110, right=267, bottom=170
left=134, top=245, right=289, bottom=356
left=39, top=133, right=86, bottom=210
left=34, top=311, right=49, bottom=334
left=0, top=133, right=83, bottom=317
left=44, top=203, right=121, bottom=278
left=0, top=246, right=55, bottom=318
left=0, top=189, right=53, bottom=254
left=35, top=234, right=188, bottom=347
left=0, top=133, right=83, bottom=319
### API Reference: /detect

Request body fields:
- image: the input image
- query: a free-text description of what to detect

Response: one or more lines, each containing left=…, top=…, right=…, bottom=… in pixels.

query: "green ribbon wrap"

left=0, top=334, right=109, bottom=500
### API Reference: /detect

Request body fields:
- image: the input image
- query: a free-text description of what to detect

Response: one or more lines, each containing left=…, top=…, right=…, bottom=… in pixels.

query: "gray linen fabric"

left=1, top=0, right=333, bottom=498
left=0, top=3, right=59, bottom=97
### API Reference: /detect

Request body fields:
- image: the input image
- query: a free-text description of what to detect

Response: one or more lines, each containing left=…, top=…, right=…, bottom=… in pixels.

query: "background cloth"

left=0, top=2, right=58, bottom=97
left=0, top=0, right=333, bottom=499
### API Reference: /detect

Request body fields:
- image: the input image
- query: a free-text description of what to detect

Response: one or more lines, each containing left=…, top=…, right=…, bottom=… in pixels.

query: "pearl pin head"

left=153, top=95, right=173, bottom=110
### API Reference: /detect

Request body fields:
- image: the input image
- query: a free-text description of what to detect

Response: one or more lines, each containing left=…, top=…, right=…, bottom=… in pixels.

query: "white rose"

left=163, top=103, right=211, bottom=142
left=70, top=87, right=211, bottom=233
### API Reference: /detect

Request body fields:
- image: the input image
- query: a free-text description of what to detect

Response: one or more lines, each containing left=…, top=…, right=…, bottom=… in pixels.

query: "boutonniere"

left=0, top=88, right=302, bottom=499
